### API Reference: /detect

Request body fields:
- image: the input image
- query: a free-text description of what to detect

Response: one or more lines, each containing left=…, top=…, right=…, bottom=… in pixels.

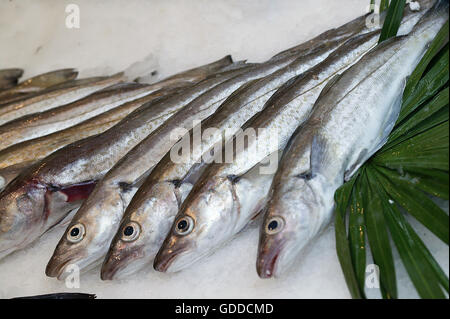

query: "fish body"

left=45, top=49, right=315, bottom=278
left=100, top=28, right=378, bottom=279
left=257, top=1, right=448, bottom=278
left=0, top=73, right=125, bottom=125
left=104, top=2, right=432, bottom=278
left=0, top=68, right=78, bottom=101
left=0, top=89, right=175, bottom=191
left=135, top=55, right=234, bottom=86
left=0, top=82, right=161, bottom=151
left=152, top=30, right=390, bottom=273
left=0, top=63, right=253, bottom=261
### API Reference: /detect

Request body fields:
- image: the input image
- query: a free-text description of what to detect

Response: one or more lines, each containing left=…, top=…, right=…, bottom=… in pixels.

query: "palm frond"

left=335, top=1, right=449, bottom=299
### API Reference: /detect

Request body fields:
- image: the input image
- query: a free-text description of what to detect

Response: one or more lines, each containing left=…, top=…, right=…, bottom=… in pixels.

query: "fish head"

left=257, top=176, right=330, bottom=278
left=46, top=184, right=122, bottom=279
left=154, top=176, right=236, bottom=273
left=101, top=181, right=179, bottom=280
left=0, top=178, right=47, bottom=257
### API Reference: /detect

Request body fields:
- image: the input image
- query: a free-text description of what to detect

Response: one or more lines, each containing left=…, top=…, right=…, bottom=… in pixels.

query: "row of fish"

left=0, top=0, right=447, bottom=281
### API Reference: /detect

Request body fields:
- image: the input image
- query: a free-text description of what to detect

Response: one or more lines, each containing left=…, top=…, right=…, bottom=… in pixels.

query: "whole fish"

left=256, top=1, right=448, bottom=278
left=0, top=82, right=160, bottom=151
left=0, top=88, right=176, bottom=191
left=102, top=3, right=431, bottom=279
left=45, top=47, right=319, bottom=278
left=152, top=6, right=430, bottom=272
left=0, top=63, right=253, bottom=261
left=0, top=69, right=23, bottom=90
left=0, top=73, right=125, bottom=125
left=100, top=30, right=376, bottom=279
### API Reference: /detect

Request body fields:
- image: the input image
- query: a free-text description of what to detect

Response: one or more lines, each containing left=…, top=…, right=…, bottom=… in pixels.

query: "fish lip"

left=45, top=258, right=73, bottom=279
left=256, top=240, right=284, bottom=279
left=153, top=246, right=187, bottom=273
left=100, top=260, right=119, bottom=281
left=101, top=245, right=145, bottom=280
left=100, top=254, right=126, bottom=281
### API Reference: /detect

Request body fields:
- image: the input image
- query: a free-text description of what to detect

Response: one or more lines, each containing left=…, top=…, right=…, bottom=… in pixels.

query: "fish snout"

left=45, top=254, right=73, bottom=279
left=256, top=233, right=285, bottom=279
left=100, top=253, right=119, bottom=281
left=256, top=247, right=279, bottom=279
left=153, top=240, right=188, bottom=273
left=101, top=242, right=144, bottom=280
left=46, top=236, right=86, bottom=280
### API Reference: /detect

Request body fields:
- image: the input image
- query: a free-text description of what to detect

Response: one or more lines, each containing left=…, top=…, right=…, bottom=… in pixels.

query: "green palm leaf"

left=379, top=0, right=406, bottom=43
left=335, top=1, right=449, bottom=299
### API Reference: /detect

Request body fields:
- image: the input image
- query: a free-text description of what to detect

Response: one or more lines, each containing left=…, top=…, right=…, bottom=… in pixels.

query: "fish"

left=0, top=82, right=162, bottom=151
left=0, top=59, right=252, bottom=190
left=0, top=73, right=125, bottom=125
left=151, top=5, right=431, bottom=272
left=0, top=68, right=78, bottom=102
left=102, top=3, right=432, bottom=279
left=99, top=28, right=376, bottom=280
left=0, top=63, right=254, bottom=261
left=0, top=69, right=23, bottom=90
left=256, top=0, right=448, bottom=278
left=45, top=46, right=319, bottom=278
left=0, top=89, right=176, bottom=191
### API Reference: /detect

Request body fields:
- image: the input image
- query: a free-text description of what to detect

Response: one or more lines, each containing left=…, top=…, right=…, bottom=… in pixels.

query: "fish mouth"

left=153, top=246, right=187, bottom=273
left=100, top=258, right=121, bottom=281
left=101, top=244, right=145, bottom=280
left=256, top=241, right=284, bottom=279
left=45, top=258, right=73, bottom=280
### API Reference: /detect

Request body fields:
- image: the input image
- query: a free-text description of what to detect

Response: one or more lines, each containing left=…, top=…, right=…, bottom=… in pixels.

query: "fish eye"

left=121, top=221, right=140, bottom=242
left=265, top=216, right=285, bottom=235
left=174, top=216, right=194, bottom=236
left=67, top=223, right=85, bottom=243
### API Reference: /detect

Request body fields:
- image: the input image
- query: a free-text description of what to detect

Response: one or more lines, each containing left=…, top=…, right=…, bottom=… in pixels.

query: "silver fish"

left=152, top=6, right=430, bottom=272
left=0, top=82, right=160, bottom=151
left=0, top=62, right=253, bottom=262
left=0, top=89, right=175, bottom=191
left=100, top=27, right=374, bottom=279
left=45, top=48, right=316, bottom=278
left=135, top=55, right=234, bottom=86
left=0, top=69, right=78, bottom=101
left=0, top=73, right=125, bottom=125
left=256, top=1, right=448, bottom=278
left=104, top=3, right=431, bottom=279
